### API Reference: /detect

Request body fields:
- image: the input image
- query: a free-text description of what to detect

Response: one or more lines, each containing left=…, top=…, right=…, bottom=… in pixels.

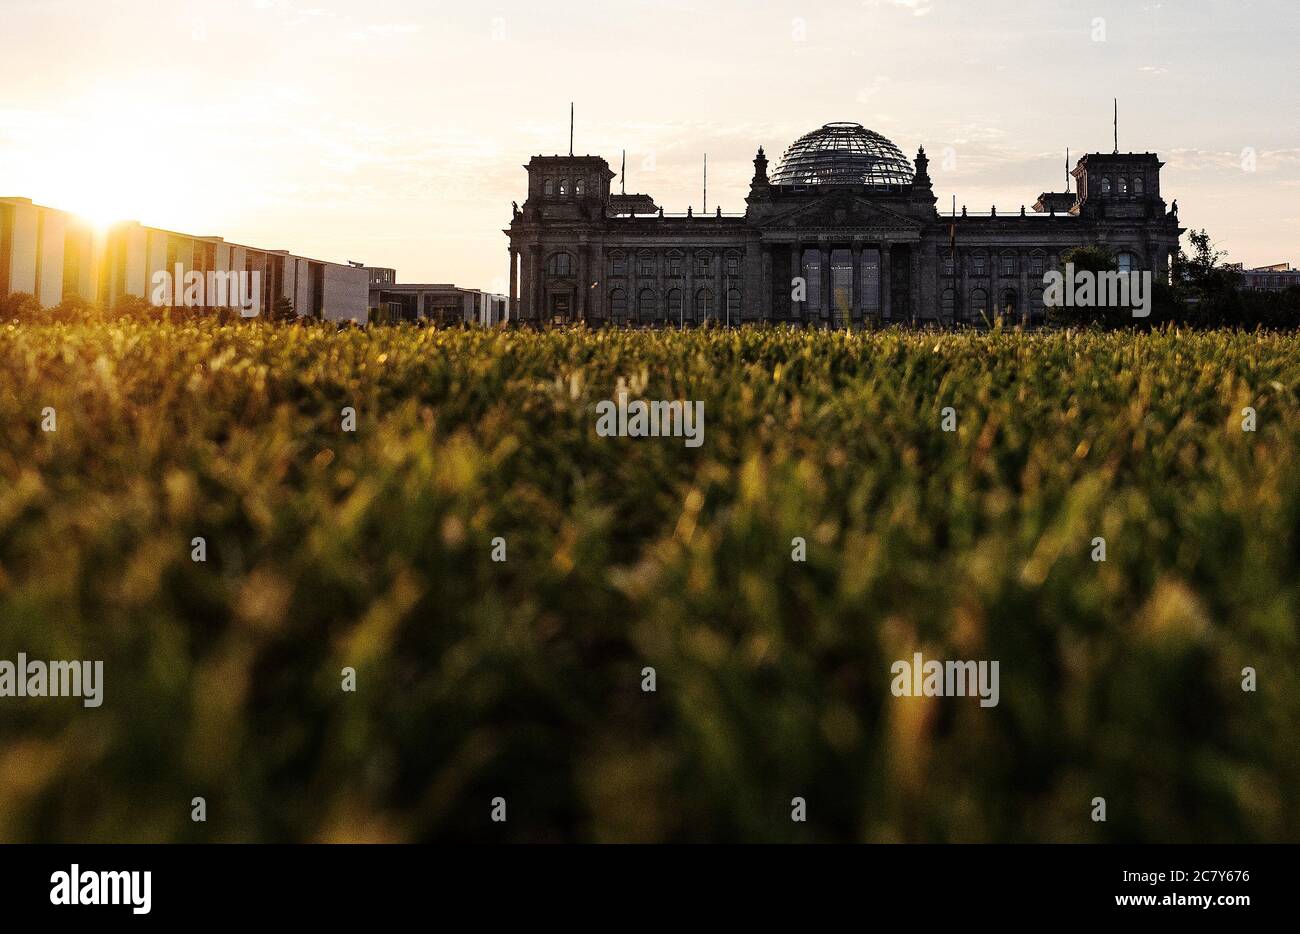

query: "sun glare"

left=28, top=101, right=194, bottom=231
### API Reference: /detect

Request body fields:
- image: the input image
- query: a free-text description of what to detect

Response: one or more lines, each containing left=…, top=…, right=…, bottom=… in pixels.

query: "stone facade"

left=504, top=124, right=1184, bottom=327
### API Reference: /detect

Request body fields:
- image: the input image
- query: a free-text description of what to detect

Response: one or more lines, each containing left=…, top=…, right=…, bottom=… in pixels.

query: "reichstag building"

left=504, top=121, right=1183, bottom=326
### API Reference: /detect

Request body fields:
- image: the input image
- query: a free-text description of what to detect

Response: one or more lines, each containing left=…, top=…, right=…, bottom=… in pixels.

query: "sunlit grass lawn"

left=1, top=320, right=1297, bottom=842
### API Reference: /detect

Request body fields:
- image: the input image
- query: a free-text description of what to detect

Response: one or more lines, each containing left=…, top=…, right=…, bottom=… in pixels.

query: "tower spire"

left=569, top=102, right=573, bottom=156
left=1113, top=98, right=1118, bottom=154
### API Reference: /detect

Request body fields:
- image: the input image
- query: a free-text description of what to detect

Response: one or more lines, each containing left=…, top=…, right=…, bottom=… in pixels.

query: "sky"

left=1, top=0, right=1297, bottom=291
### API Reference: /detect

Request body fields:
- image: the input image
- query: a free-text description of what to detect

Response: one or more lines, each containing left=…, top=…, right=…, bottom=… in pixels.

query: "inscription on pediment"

left=769, top=195, right=921, bottom=230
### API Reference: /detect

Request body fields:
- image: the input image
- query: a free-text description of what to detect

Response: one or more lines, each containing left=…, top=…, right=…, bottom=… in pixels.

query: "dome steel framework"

left=770, top=122, right=915, bottom=187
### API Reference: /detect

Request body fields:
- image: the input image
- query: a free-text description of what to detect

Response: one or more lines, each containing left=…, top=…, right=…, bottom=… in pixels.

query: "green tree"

left=0, top=292, right=42, bottom=322
left=1047, top=245, right=1133, bottom=328
left=270, top=296, right=297, bottom=323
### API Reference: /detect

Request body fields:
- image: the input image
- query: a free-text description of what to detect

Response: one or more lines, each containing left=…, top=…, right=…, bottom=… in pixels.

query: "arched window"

left=1118, top=177, right=1128, bottom=196
left=972, top=252, right=987, bottom=276
left=1116, top=251, right=1139, bottom=274
left=1001, top=288, right=1018, bottom=319
left=638, top=288, right=657, bottom=323
left=609, top=288, right=628, bottom=325
left=575, top=178, right=585, bottom=196
left=726, top=288, right=741, bottom=322
left=638, top=251, right=656, bottom=277
left=1031, top=287, right=1046, bottom=320
left=695, top=252, right=712, bottom=277
left=1133, top=176, right=1144, bottom=195
left=667, top=251, right=684, bottom=276
left=547, top=252, right=573, bottom=276
left=1101, top=177, right=1112, bottom=195
left=970, top=288, right=989, bottom=320
left=695, top=288, right=713, bottom=321
left=1001, top=250, right=1017, bottom=275
left=543, top=178, right=555, bottom=196
left=667, top=289, right=683, bottom=323
left=559, top=178, right=569, bottom=197
left=941, top=287, right=957, bottom=320
left=609, top=251, right=626, bottom=276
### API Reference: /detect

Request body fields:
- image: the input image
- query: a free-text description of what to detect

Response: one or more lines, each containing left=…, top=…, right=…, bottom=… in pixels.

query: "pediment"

left=759, top=193, right=925, bottom=231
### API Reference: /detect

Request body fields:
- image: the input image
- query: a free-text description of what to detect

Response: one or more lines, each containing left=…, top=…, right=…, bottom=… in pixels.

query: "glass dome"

left=770, top=122, right=915, bottom=187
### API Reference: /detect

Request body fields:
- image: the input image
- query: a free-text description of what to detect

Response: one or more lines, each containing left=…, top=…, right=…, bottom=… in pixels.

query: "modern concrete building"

left=504, top=122, right=1185, bottom=327
left=364, top=265, right=508, bottom=326
left=1, top=196, right=369, bottom=322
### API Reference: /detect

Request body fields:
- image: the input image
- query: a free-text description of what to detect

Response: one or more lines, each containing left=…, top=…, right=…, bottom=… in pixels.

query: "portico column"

left=578, top=245, right=589, bottom=322
left=656, top=249, right=665, bottom=326
left=715, top=249, right=725, bottom=326
left=851, top=241, right=863, bottom=327
left=819, top=241, right=832, bottom=328
left=761, top=243, right=773, bottom=322
left=531, top=246, right=543, bottom=325
left=881, top=242, right=892, bottom=323
left=1020, top=255, right=1030, bottom=327
left=508, top=248, right=518, bottom=324
left=910, top=244, right=921, bottom=324
left=960, top=247, right=970, bottom=326
left=685, top=255, right=694, bottom=327
left=790, top=238, right=803, bottom=323
left=520, top=246, right=533, bottom=324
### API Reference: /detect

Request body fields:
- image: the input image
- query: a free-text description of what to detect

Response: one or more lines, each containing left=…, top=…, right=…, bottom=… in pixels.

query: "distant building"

left=363, top=265, right=508, bottom=326
left=0, top=196, right=368, bottom=321
left=505, top=121, right=1185, bottom=326
left=1226, top=262, right=1300, bottom=292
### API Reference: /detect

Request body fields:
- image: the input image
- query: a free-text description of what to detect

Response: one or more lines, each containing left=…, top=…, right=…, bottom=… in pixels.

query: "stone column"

left=508, top=248, right=518, bottom=324
left=685, top=252, right=694, bottom=326
left=715, top=250, right=725, bottom=326
left=1019, top=254, right=1030, bottom=327
left=520, top=245, right=533, bottom=324
left=531, top=246, right=543, bottom=325
left=790, top=238, right=803, bottom=324
left=819, top=241, right=832, bottom=328
left=881, top=242, right=892, bottom=323
left=656, top=248, right=665, bottom=327
left=761, top=243, right=772, bottom=322
left=910, top=244, right=921, bottom=324
left=578, top=245, right=589, bottom=323
left=851, top=241, right=863, bottom=327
